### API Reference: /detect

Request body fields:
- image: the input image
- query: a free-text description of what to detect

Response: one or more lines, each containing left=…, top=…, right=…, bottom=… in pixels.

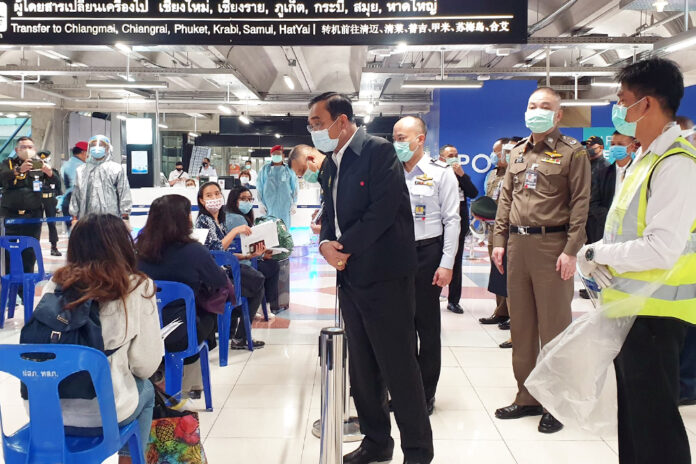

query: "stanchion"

left=319, top=327, right=345, bottom=464
left=312, top=285, right=362, bottom=441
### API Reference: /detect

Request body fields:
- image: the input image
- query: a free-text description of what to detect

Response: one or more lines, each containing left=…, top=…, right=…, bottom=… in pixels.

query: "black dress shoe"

left=498, top=320, right=511, bottom=330
left=538, top=412, right=564, bottom=433
left=479, top=314, right=508, bottom=324
left=499, top=340, right=512, bottom=349
left=343, top=444, right=393, bottom=464
left=447, top=303, right=464, bottom=314
left=679, top=397, right=696, bottom=406
left=579, top=288, right=590, bottom=299
left=50, top=246, right=62, bottom=257
left=495, top=403, right=543, bottom=419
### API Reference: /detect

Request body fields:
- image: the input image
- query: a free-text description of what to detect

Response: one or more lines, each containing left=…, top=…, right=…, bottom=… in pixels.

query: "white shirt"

left=168, top=169, right=189, bottom=185
left=614, top=162, right=630, bottom=195
left=246, top=167, right=258, bottom=184
left=405, top=155, right=461, bottom=269
left=595, top=123, right=696, bottom=273
left=199, top=165, right=217, bottom=178
left=331, top=127, right=360, bottom=239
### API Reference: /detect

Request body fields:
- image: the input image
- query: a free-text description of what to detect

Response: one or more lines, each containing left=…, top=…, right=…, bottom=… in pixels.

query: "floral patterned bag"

left=146, top=383, right=208, bottom=464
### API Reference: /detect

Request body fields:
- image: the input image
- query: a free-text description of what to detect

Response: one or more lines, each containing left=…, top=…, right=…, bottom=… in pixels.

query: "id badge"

left=493, top=180, right=503, bottom=201
left=523, top=164, right=539, bottom=190
left=415, top=204, right=426, bottom=220
left=33, top=179, right=41, bottom=192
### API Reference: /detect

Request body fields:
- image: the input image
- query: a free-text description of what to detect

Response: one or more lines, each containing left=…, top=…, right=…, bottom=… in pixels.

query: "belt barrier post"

left=0, top=217, right=5, bottom=277
left=319, top=327, right=345, bottom=464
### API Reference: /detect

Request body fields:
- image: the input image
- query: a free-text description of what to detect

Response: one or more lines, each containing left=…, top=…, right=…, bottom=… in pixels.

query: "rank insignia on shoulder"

left=431, top=159, right=448, bottom=168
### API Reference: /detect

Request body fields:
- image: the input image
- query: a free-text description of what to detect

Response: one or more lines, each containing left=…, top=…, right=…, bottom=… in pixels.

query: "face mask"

left=203, top=162, right=209, bottom=167
left=239, top=201, right=254, bottom=214
left=271, top=154, right=283, bottom=164
left=303, top=168, right=320, bottom=183
left=240, top=177, right=250, bottom=184
left=245, top=164, right=251, bottom=169
left=446, top=156, right=458, bottom=166
left=525, top=108, right=556, bottom=134
left=612, top=98, right=646, bottom=137
left=394, top=141, right=416, bottom=162
left=311, top=118, right=340, bottom=153
left=204, top=197, right=224, bottom=213
left=176, top=167, right=183, bottom=171
left=607, top=145, right=630, bottom=164
left=490, top=152, right=499, bottom=166
left=89, top=146, right=107, bottom=160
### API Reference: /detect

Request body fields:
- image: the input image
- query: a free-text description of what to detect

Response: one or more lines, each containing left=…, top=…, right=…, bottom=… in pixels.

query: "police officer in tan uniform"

left=491, top=87, right=591, bottom=434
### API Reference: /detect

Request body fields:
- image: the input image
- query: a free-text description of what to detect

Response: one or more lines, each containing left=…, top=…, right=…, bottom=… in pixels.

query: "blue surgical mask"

left=310, top=119, right=340, bottom=153
left=238, top=201, right=254, bottom=214
left=525, top=108, right=556, bottom=134
left=303, top=168, right=320, bottom=183
left=271, top=154, right=283, bottom=164
left=446, top=157, right=458, bottom=166
left=490, top=152, right=499, bottom=166
left=394, top=141, right=416, bottom=162
left=89, top=146, right=106, bottom=160
left=612, top=98, right=646, bottom=137
left=607, top=145, right=630, bottom=164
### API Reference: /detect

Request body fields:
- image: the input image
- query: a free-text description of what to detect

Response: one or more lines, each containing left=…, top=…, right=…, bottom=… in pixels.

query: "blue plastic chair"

left=0, top=236, right=46, bottom=328
left=153, top=281, right=213, bottom=411
left=0, top=344, right=145, bottom=464
left=230, top=237, right=269, bottom=321
left=210, top=251, right=254, bottom=366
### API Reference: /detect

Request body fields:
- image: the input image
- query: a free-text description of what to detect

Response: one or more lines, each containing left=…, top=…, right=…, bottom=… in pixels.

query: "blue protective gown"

left=256, top=162, right=297, bottom=228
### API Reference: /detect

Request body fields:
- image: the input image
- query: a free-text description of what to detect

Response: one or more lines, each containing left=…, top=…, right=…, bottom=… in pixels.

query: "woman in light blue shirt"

left=225, top=187, right=281, bottom=312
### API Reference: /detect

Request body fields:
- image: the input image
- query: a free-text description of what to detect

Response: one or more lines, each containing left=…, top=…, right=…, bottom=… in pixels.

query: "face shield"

left=87, top=135, right=112, bottom=162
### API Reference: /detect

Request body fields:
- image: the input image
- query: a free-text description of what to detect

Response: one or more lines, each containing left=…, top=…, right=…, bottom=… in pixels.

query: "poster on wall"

left=131, top=150, right=149, bottom=174
left=0, top=0, right=527, bottom=45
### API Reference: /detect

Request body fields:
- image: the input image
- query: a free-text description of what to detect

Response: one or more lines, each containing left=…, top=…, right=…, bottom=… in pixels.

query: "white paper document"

left=192, top=228, right=209, bottom=245
left=240, top=221, right=279, bottom=254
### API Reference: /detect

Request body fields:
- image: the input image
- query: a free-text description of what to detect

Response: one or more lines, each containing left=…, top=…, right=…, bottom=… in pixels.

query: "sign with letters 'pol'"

left=0, top=0, right=528, bottom=46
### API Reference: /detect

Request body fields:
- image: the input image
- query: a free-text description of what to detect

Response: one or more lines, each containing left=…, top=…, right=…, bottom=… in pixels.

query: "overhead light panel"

left=275, top=133, right=281, bottom=139
left=653, top=0, right=668, bottom=12
left=591, top=80, right=620, bottom=88
left=0, top=100, right=56, bottom=107
left=5, top=113, right=18, bottom=118
left=283, top=75, right=295, bottom=90
left=35, top=49, right=70, bottom=61
left=188, top=132, right=199, bottom=138
left=218, top=105, right=233, bottom=115
left=401, top=79, right=483, bottom=89
left=239, top=114, right=251, bottom=125
left=363, top=114, right=372, bottom=124
left=116, top=114, right=128, bottom=121
left=158, top=123, right=168, bottom=129
left=117, top=74, right=136, bottom=82
left=86, top=80, right=168, bottom=89
left=18, top=112, right=29, bottom=116
left=560, top=99, right=610, bottom=107
left=115, top=43, right=132, bottom=54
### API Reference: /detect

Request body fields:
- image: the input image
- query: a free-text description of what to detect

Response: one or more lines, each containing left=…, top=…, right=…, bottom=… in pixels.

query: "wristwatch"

left=585, top=247, right=595, bottom=262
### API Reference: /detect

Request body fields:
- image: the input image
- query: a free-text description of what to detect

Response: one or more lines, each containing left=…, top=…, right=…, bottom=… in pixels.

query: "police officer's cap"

left=471, top=196, right=498, bottom=221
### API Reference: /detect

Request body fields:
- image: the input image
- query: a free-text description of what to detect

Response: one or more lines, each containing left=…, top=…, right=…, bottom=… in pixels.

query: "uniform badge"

left=545, top=151, right=563, bottom=158
left=415, top=174, right=434, bottom=186
left=541, top=158, right=561, bottom=165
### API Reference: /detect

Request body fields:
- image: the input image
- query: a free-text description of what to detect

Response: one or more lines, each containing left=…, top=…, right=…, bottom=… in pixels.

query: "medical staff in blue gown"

left=256, top=145, right=298, bottom=228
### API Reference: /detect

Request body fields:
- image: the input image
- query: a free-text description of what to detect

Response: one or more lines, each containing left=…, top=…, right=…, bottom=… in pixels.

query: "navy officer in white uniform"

left=393, top=116, right=461, bottom=414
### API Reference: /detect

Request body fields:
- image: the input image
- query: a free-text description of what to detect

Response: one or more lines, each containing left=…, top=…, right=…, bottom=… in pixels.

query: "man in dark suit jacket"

left=309, top=92, right=433, bottom=464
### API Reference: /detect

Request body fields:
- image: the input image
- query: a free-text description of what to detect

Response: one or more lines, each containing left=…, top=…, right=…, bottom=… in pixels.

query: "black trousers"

left=614, top=316, right=691, bottom=464
left=447, top=201, right=469, bottom=305
left=1, top=207, right=42, bottom=276
left=256, top=258, right=280, bottom=304
left=230, top=263, right=265, bottom=340
left=339, top=275, right=434, bottom=463
left=41, top=197, right=59, bottom=246
left=415, top=240, right=443, bottom=402
left=61, top=192, right=72, bottom=233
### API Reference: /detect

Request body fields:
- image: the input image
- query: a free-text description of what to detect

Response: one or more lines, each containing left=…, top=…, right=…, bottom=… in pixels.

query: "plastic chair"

left=0, top=236, right=46, bottom=328
left=153, top=281, right=213, bottom=411
left=0, top=344, right=145, bottom=464
left=230, top=236, right=269, bottom=321
left=211, top=251, right=254, bottom=366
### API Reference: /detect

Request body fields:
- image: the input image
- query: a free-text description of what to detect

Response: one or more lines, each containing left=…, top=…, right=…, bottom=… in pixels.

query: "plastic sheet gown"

left=69, top=149, right=132, bottom=219
left=257, top=163, right=297, bottom=228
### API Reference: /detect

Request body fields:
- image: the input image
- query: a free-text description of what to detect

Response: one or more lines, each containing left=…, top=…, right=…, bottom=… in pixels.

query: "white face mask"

left=311, top=118, right=340, bottom=153
left=205, top=197, right=224, bottom=213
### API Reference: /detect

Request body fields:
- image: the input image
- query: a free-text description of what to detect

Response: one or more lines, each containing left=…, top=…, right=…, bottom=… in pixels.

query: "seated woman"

left=195, top=181, right=267, bottom=349
left=136, top=194, right=232, bottom=397
left=46, top=214, right=163, bottom=463
left=225, top=186, right=280, bottom=315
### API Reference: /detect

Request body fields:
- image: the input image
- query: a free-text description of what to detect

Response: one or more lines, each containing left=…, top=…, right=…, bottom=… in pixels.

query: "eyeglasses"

left=307, top=117, right=340, bottom=134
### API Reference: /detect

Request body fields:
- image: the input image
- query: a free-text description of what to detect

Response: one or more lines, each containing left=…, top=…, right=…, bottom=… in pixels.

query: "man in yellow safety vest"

left=577, top=58, right=696, bottom=464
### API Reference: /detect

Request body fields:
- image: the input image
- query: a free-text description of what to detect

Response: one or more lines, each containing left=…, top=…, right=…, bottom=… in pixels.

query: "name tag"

left=33, top=180, right=41, bottom=192
left=415, top=204, right=426, bottom=220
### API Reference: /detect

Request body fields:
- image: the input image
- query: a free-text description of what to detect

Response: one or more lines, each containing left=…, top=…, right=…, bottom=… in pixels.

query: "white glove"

left=592, top=264, right=613, bottom=289
left=577, top=245, right=597, bottom=276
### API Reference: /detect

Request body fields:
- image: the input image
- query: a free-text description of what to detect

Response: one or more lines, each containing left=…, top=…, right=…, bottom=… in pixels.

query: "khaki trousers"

left=507, top=232, right=573, bottom=406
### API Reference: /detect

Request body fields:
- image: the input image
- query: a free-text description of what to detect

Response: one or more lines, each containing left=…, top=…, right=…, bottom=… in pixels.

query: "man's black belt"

left=416, top=236, right=442, bottom=248
left=510, top=225, right=568, bottom=235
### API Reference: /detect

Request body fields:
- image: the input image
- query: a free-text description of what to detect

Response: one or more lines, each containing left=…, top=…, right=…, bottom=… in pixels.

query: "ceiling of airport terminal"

left=0, top=0, right=694, bottom=119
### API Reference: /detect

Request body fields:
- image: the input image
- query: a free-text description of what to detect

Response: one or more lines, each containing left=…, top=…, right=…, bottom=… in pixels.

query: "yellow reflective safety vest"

left=601, top=136, right=696, bottom=324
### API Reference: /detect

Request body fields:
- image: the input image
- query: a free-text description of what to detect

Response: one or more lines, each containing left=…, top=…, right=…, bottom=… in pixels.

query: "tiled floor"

left=1, top=228, right=696, bottom=463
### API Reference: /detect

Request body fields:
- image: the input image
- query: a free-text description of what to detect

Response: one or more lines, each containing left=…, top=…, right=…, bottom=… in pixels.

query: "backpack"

left=254, top=215, right=294, bottom=261
left=19, top=285, right=118, bottom=400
